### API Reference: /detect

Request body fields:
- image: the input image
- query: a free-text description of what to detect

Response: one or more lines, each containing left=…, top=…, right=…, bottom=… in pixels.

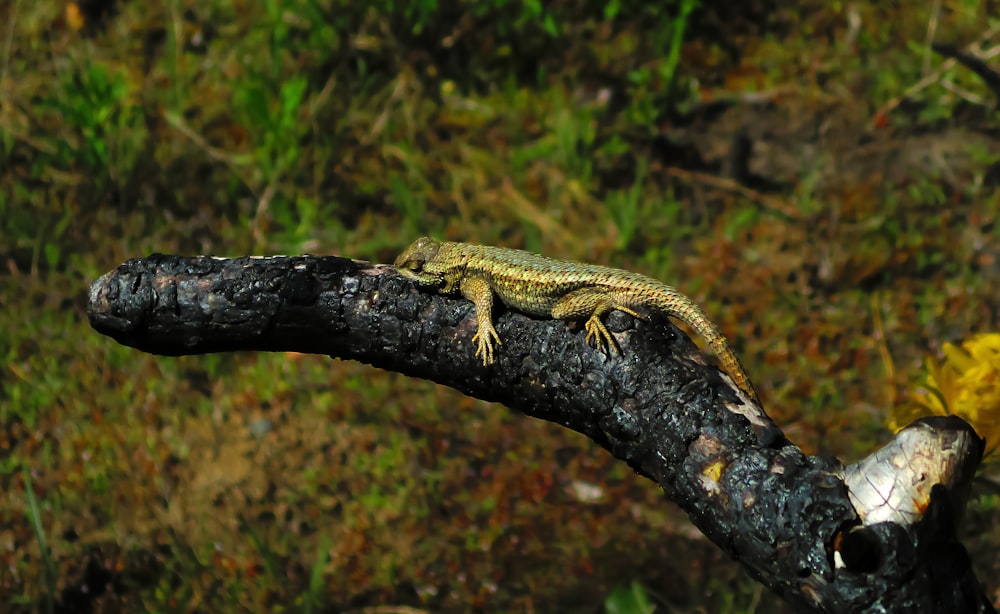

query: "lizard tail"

left=653, top=294, right=760, bottom=403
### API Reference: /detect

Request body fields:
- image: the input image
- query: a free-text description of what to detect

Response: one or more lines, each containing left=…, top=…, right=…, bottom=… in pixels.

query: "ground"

left=1, top=1, right=999, bottom=611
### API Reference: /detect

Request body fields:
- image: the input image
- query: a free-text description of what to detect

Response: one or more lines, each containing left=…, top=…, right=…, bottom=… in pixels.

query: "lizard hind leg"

left=551, top=289, right=641, bottom=357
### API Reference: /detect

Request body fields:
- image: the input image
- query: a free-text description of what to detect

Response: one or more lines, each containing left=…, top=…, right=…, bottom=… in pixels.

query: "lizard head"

left=394, top=237, right=446, bottom=288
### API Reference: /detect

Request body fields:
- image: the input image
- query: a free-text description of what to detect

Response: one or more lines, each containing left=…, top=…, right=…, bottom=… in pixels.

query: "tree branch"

left=87, top=253, right=992, bottom=612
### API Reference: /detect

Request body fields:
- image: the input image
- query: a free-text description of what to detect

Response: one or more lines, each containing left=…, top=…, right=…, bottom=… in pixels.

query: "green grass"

left=2, top=0, right=1000, bottom=611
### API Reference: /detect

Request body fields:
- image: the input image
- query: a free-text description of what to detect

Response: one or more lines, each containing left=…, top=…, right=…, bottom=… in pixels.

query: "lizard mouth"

left=396, top=265, right=445, bottom=288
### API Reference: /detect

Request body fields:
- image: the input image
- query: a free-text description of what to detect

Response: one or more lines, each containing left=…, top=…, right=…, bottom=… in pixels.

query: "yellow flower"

left=888, top=333, right=1000, bottom=459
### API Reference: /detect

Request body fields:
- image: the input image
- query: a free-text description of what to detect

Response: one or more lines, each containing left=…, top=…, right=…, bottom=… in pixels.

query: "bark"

left=87, top=253, right=992, bottom=613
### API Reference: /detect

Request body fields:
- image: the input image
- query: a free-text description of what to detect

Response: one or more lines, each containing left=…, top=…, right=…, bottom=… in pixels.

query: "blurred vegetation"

left=2, top=0, right=1000, bottom=611
left=888, top=333, right=1000, bottom=455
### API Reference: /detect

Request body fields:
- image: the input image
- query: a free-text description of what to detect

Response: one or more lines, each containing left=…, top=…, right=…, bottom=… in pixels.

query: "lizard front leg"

left=460, top=275, right=502, bottom=365
left=550, top=288, right=642, bottom=357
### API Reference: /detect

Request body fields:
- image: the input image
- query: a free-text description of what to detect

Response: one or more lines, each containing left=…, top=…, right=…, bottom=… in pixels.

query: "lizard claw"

left=584, top=315, right=621, bottom=357
left=472, top=326, right=502, bottom=365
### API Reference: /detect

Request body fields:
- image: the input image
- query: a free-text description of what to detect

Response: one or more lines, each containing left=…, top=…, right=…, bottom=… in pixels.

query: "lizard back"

left=440, top=242, right=670, bottom=316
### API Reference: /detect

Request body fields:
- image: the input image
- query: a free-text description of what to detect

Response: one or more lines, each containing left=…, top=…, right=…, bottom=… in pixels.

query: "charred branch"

left=87, top=254, right=991, bottom=612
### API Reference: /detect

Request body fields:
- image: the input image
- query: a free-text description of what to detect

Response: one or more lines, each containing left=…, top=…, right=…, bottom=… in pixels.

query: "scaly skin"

left=394, top=237, right=759, bottom=402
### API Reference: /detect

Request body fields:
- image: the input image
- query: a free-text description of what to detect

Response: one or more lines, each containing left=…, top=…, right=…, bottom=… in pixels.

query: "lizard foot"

left=584, top=314, right=621, bottom=357
left=472, top=325, right=502, bottom=365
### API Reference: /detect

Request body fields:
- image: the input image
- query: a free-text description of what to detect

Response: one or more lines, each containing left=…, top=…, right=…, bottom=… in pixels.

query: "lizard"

left=394, top=237, right=759, bottom=402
